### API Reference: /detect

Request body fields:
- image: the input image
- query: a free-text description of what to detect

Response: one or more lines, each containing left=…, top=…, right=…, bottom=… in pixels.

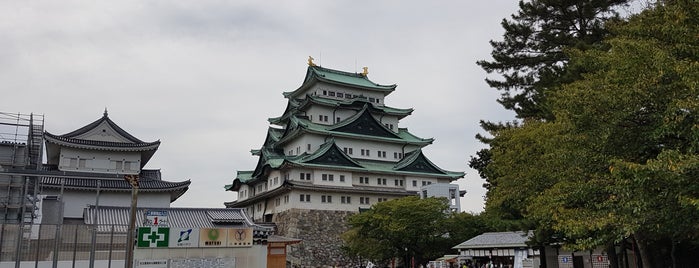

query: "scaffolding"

left=0, top=111, right=44, bottom=224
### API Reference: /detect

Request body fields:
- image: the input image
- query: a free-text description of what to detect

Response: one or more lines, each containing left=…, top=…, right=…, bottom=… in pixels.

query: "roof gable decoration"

left=330, top=106, right=400, bottom=139
left=301, top=139, right=363, bottom=168
left=394, top=149, right=448, bottom=175
left=60, top=110, right=148, bottom=144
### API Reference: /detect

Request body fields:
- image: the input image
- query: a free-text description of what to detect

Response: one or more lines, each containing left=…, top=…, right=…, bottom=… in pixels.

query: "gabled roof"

left=330, top=105, right=401, bottom=139
left=44, top=111, right=160, bottom=165
left=453, top=231, right=533, bottom=249
left=83, top=206, right=274, bottom=236
left=299, top=139, right=363, bottom=168
left=283, top=65, right=397, bottom=99
left=394, top=149, right=458, bottom=175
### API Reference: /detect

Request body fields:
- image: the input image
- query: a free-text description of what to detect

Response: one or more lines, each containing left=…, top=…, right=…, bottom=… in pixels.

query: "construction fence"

left=0, top=223, right=128, bottom=268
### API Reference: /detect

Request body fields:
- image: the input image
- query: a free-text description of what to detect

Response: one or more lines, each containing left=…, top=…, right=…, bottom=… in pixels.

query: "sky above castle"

left=1, top=1, right=538, bottom=212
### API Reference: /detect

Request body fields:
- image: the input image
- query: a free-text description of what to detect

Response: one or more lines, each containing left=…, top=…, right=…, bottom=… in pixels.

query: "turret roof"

left=44, top=111, right=160, bottom=165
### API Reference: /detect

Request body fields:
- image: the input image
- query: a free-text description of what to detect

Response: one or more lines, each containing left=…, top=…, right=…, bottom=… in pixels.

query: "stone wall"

left=274, top=208, right=361, bottom=267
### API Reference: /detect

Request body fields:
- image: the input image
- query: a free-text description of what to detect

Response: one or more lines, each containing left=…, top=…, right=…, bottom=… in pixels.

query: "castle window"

left=378, top=198, right=388, bottom=202
left=369, top=97, right=375, bottom=103
left=341, top=196, right=351, bottom=204
left=340, top=175, right=345, bottom=182
left=395, top=179, right=404, bottom=186
left=345, top=94, right=352, bottom=99
left=377, top=178, right=387, bottom=185
left=359, top=177, right=369, bottom=184
left=337, top=93, right=344, bottom=98
left=322, top=90, right=327, bottom=95
left=307, top=144, right=311, bottom=151
left=344, top=147, right=353, bottom=155
left=284, top=195, right=289, bottom=204
left=329, top=91, right=335, bottom=97
left=321, top=195, right=332, bottom=203
left=360, top=197, right=370, bottom=205
left=412, top=180, right=417, bottom=187
left=300, top=194, right=311, bottom=202
left=336, top=117, right=340, bottom=123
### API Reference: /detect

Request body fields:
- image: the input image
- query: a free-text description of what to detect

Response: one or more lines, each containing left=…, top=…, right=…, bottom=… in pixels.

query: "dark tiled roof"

left=41, top=177, right=189, bottom=191
left=43, top=112, right=160, bottom=151
left=453, top=231, right=533, bottom=249
left=61, top=112, right=144, bottom=143
left=40, top=176, right=190, bottom=202
left=44, top=132, right=160, bottom=150
left=83, top=206, right=274, bottom=236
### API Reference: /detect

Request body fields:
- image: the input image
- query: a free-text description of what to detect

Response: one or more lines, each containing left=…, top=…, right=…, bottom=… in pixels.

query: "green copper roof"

left=275, top=114, right=433, bottom=146
left=269, top=96, right=412, bottom=126
left=300, top=139, right=363, bottom=168
left=283, top=66, right=397, bottom=99
left=330, top=105, right=400, bottom=138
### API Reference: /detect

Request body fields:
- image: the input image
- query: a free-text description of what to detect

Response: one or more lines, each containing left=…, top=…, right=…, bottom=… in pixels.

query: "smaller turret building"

left=40, top=110, right=190, bottom=221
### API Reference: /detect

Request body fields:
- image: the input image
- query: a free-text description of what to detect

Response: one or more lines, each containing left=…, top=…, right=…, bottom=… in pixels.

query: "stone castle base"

left=273, top=209, right=362, bottom=267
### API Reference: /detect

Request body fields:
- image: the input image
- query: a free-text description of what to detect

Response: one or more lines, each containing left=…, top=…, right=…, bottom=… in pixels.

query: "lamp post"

left=124, top=175, right=139, bottom=268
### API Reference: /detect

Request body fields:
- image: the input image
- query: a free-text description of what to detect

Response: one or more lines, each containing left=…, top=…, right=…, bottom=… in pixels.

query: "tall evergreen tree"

left=471, top=0, right=633, bottom=224
left=477, top=0, right=629, bottom=120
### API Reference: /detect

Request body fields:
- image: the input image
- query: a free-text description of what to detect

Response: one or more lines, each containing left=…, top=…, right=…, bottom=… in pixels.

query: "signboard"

left=169, top=228, right=200, bottom=248
left=144, top=210, right=169, bottom=226
left=135, top=259, right=168, bottom=268
left=200, top=228, right=227, bottom=247
left=137, top=227, right=170, bottom=248
left=227, top=228, right=253, bottom=247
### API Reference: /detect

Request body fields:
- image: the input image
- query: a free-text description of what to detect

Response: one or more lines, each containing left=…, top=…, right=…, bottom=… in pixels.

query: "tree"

left=481, top=1, right=699, bottom=266
left=342, top=196, right=463, bottom=263
left=471, top=0, right=632, bottom=226
left=477, top=0, right=629, bottom=120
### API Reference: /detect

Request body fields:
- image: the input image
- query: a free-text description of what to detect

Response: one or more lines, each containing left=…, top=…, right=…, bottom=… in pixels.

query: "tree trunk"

left=607, top=243, right=619, bottom=268
left=633, top=233, right=653, bottom=268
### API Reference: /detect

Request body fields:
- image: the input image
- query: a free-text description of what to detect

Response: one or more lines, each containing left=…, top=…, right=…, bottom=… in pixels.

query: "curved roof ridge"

left=59, top=112, right=146, bottom=143
left=298, top=138, right=363, bottom=168
left=330, top=105, right=401, bottom=139
left=394, top=149, right=464, bottom=178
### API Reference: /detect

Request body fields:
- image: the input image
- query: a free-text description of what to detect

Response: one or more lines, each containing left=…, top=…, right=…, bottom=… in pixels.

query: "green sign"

left=137, top=227, right=170, bottom=248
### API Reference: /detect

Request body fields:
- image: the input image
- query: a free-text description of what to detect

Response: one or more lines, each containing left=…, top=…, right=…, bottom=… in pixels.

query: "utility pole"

left=124, top=175, right=139, bottom=268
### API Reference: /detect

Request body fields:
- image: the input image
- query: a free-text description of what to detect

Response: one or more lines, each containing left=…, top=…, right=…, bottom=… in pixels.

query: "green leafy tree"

left=481, top=1, right=699, bottom=266
left=342, top=196, right=471, bottom=266
left=471, top=0, right=632, bottom=228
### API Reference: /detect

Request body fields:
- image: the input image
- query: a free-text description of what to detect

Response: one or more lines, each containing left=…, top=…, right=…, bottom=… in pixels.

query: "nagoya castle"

left=225, top=58, right=464, bottom=267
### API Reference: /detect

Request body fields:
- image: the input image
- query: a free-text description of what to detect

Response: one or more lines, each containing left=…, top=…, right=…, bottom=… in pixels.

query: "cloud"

left=1, top=0, right=520, bottom=212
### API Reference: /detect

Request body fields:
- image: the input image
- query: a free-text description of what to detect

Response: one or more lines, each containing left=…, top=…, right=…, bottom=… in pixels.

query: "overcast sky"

left=1, top=1, right=524, bottom=213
